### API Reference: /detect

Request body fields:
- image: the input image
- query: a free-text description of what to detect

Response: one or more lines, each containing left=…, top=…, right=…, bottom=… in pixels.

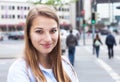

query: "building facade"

left=0, top=1, right=76, bottom=32
left=0, top=1, right=33, bottom=32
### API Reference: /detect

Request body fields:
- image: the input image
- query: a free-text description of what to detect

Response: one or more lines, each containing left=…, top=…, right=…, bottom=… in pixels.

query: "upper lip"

left=42, top=43, right=52, bottom=46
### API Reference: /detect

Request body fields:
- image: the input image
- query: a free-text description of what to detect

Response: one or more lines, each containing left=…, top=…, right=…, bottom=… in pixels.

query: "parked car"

left=86, top=29, right=99, bottom=33
left=0, top=32, right=4, bottom=41
left=19, top=31, right=24, bottom=39
left=109, top=26, right=120, bottom=34
left=99, top=29, right=110, bottom=35
left=8, top=31, right=24, bottom=40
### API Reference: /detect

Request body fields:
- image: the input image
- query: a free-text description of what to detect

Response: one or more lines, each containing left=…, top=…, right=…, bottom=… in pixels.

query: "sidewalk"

left=64, top=45, right=94, bottom=81
left=0, top=43, right=24, bottom=58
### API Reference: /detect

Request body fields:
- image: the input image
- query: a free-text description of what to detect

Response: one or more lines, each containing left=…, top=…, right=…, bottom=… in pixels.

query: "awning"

left=0, top=22, right=25, bottom=27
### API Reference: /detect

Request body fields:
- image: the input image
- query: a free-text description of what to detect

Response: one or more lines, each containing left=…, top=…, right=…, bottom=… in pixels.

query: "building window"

left=17, top=26, right=23, bottom=31
left=24, top=6, right=26, bottom=10
left=17, top=6, right=20, bottom=10
left=8, top=15, right=11, bottom=19
left=58, top=7, right=61, bottom=11
left=61, top=16, right=64, bottom=19
left=1, top=5, right=4, bottom=10
left=18, top=15, right=20, bottom=19
left=64, top=16, right=70, bottom=19
left=67, top=8, right=69, bottom=11
left=12, top=15, right=15, bottom=19
left=24, top=15, right=27, bottom=18
left=27, top=7, right=30, bottom=10
left=1, top=15, right=4, bottom=19
left=8, top=6, right=11, bottom=10
left=62, top=8, right=64, bottom=11
left=20, top=6, right=23, bottom=10
left=5, top=15, right=8, bottom=19
left=59, top=16, right=61, bottom=19
left=12, top=6, right=15, bottom=10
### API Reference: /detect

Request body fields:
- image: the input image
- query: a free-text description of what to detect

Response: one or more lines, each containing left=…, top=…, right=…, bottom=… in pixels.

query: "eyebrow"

left=31, top=26, right=42, bottom=30
left=35, top=27, right=42, bottom=29
left=51, top=27, right=58, bottom=29
left=32, top=24, right=57, bottom=28
left=36, top=26, right=57, bottom=28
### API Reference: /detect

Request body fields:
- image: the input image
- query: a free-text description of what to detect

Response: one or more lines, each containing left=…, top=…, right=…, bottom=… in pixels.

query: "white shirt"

left=7, top=56, right=79, bottom=82
left=60, top=34, right=67, bottom=50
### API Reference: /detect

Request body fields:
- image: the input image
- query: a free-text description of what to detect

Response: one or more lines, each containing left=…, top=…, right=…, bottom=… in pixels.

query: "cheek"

left=30, top=33, right=40, bottom=43
left=54, top=33, right=59, bottom=42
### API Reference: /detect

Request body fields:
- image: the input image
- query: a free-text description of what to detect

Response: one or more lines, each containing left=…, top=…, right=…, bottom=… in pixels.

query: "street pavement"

left=69, top=45, right=120, bottom=82
left=0, top=34, right=120, bottom=82
left=0, top=40, right=24, bottom=58
left=64, top=34, right=120, bottom=82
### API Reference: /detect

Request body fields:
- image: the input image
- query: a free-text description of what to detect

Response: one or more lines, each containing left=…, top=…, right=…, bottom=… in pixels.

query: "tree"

left=27, top=0, right=77, bottom=7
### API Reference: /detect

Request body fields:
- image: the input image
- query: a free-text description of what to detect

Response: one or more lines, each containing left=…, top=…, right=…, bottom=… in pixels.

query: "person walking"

left=93, top=34, right=103, bottom=58
left=105, top=32, right=116, bottom=59
left=60, top=29, right=67, bottom=55
left=7, top=5, right=79, bottom=82
left=66, top=30, right=78, bottom=66
left=119, top=39, right=120, bottom=44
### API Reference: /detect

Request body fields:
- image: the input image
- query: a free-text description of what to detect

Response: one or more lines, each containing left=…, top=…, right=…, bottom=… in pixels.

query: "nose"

left=44, top=32, right=52, bottom=42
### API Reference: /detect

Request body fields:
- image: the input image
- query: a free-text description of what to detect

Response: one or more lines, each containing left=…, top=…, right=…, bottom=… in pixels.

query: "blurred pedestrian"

left=66, top=30, right=78, bottom=66
left=105, top=32, right=116, bottom=59
left=7, top=5, right=79, bottom=82
left=119, top=39, right=120, bottom=44
left=93, top=34, right=103, bottom=58
left=60, top=29, right=67, bottom=55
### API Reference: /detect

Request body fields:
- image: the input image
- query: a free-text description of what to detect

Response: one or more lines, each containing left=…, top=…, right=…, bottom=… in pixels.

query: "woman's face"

left=30, top=16, right=58, bottom=56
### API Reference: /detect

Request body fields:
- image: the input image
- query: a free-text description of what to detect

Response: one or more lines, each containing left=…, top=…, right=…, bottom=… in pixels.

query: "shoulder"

left=61, top=56, right=79, bottom=82
left=7, top=58, right=30, bottom=82
left=67, top=34, right=71, bottom=38
left=8, top=58, right=26, bottom=72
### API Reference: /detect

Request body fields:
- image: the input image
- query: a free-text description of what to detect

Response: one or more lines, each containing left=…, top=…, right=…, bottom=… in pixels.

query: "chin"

left=39, top=47, right=54, bottom=54
left=41, top=50, right=52, bottom=54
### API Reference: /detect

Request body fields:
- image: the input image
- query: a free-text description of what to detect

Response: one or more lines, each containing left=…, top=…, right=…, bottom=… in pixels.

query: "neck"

left=39, top=54, right=52, bottom=69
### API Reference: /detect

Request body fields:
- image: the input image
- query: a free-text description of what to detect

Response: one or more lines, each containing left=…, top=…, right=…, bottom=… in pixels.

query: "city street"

left=0, top=0, right=120, bottom=82
left=0, top=34, right=120, bottom=82
left=73, top=44, right=120, bottom=82
left=72, top=34, right=120, bottom=82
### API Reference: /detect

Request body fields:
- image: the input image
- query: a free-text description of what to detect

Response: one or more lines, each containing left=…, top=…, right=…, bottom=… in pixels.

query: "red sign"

left=81, top=9, right=85, bottom=16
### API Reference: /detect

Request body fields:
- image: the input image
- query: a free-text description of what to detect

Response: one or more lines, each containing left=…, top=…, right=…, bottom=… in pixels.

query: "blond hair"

left=24, top=5, right=71, bottom=82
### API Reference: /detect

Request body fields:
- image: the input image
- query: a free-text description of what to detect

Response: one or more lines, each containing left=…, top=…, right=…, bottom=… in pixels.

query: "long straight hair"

left=24, top=5, right=71, bottom=82
left=95, top=34, right=100, bottom=40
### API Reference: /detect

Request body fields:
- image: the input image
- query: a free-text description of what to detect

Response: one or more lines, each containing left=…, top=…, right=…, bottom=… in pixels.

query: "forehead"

left=31, top=16, right=58, bottom=29
left=32, top=16, right=57, bottom=26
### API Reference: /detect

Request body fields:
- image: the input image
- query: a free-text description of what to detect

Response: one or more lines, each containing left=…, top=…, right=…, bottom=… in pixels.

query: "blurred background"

left=0, top=0, right=120, bottom=82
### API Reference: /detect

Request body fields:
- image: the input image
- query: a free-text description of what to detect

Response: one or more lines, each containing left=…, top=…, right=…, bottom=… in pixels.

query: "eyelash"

left=50, top=29, right=57, bottom=33
left=35, top=30, right=43, bottom=34
left=35, top=29, right=57, bottom=34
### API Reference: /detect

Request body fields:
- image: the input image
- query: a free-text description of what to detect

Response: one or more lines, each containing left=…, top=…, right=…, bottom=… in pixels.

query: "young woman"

left=93, top=34, right=103, bottom=58
left=7, top=5, right=79, bottom=82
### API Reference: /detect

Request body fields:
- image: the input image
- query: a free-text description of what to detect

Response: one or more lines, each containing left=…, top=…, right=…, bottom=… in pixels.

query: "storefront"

left=0, top=23, right=24, bottom=32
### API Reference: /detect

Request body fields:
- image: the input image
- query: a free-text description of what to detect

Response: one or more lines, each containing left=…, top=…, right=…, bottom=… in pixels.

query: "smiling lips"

left=42, top=44, right=52, bottom=49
